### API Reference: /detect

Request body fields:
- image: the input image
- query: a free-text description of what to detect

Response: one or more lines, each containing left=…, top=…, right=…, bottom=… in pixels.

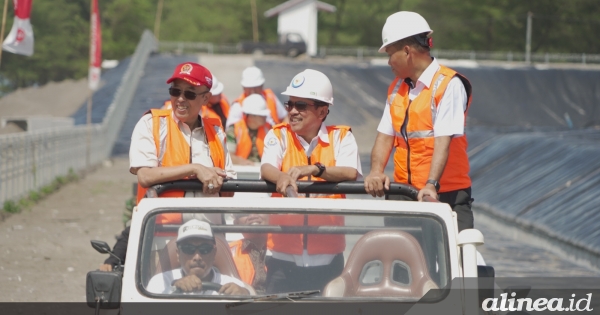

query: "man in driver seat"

left=146, top=219, right=249, bottom=295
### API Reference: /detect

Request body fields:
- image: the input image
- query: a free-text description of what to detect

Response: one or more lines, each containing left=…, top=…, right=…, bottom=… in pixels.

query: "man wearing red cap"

left=130, top=62, right=236, bottom=201
left=100, top=62, right=237, bottom=272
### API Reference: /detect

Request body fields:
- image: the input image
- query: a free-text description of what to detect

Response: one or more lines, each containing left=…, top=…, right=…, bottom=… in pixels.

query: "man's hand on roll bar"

left=275, top=173, right=297, bottom=196
left=285, top=186, right=298, bottom=198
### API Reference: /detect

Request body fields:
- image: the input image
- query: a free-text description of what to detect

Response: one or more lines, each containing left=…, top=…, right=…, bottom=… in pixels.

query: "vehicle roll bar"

left=145, top=180, right=419, bottom=200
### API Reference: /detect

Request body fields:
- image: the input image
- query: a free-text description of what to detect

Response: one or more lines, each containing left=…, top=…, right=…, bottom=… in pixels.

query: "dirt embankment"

left=0, top=157, right=133, bottom=302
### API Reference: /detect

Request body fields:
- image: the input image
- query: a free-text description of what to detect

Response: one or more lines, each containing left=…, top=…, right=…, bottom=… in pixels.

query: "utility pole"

left=154, top=0, right=164, bottom=41
left=86, top=1, right=93, bottom=168
left=525, top=11, right=532, bottom=64
left=0, top=0, right=9, bottom=68
left=251, top=0, right=259, bottom=42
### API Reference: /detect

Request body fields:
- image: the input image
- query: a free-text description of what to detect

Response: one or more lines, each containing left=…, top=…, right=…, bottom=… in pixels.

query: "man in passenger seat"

left=147, top=219, right=249, bottom=295
left=229, top=213, right=270, bottom=294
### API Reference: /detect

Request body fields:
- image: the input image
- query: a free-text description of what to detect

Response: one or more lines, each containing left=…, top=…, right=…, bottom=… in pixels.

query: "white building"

left=265, top=0, right=336, bottom=57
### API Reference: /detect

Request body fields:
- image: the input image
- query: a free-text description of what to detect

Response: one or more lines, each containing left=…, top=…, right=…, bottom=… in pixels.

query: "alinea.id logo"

left=482, top=293, right=593, bottom=312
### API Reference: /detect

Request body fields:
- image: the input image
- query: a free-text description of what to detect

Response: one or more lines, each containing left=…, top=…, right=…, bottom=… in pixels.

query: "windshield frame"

left=135, top=206, right=452, bottom=302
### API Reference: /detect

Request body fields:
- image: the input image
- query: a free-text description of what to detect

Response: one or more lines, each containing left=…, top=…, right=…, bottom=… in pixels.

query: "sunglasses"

left=284, top=100, right=318, bottom=112
left=178, top=243, right=215, bottom=255
left=169, top=87, right=209, bottom=101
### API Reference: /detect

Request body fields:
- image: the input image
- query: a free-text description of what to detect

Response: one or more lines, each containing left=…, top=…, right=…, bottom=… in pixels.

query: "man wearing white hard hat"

left=146, top=219, right=249, bottom=295
left=260, top=69, right=362, bottom=293
left=364, top=11, right=474, bottom=231
left=204, top=75, right=230, bottom=128
left=226, top=66, right=288, bottom=128
left=226, top=94, right=272, bottom=165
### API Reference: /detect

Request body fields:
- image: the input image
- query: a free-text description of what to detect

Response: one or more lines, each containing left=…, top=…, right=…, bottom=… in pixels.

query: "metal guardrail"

left=0, top=30, right=157, bottom=206
left=159, top=40, right=600, bottom=64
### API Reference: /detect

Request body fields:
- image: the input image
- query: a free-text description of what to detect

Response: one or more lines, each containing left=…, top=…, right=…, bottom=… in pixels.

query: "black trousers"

left=385, top=187, right=474, bottom=232
left=265, top=253, right=344, bottom=294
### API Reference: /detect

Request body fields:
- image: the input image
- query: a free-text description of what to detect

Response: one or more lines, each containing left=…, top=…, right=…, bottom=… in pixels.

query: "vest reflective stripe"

left=135, top=110, right=227, bottom=225
left=388, top=65, right=472, bottom=192
left=233, top=120, right=270, bottom=159
left=387, top=78, right=402, bottom=105
left=266, top=124, right=347, bottom=255
left=229, top=240, right=264, bottom=285
left=235, top=89, right=280, bottom=124
left=407, top=130, right=434, bottom=139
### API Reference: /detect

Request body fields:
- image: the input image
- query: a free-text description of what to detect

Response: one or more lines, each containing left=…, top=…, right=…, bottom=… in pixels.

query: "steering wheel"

left=201, top=282, right=222, bottom=292
left=172, top=281, right=222, bottom=294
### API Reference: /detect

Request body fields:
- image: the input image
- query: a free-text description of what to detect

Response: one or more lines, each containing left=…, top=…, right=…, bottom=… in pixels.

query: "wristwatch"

left=314, top=162, right=326, bottom=177
left=426, top=179, right=440, bottom=192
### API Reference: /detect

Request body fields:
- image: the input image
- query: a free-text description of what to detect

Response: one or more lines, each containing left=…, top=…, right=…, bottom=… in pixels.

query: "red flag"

left=2, top=0, right=34, bottom=56
left=88, top=0, right=102, bottom=90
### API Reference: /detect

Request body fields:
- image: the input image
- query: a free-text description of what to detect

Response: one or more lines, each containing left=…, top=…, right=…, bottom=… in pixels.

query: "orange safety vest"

left=388, top=65, right=472, bottom=193
left=135, top=109, right=226, bottom=224
left=229, top=239, right=266, bottom=285
left=266, top=124, right=348, bottom=255
left=235, top=89, right=280, bottom=125
left=233, top=119, right=270, bottom=159
left=162, top=100, right=172, bottom=110
left=202, top=95, right=230, bottom=127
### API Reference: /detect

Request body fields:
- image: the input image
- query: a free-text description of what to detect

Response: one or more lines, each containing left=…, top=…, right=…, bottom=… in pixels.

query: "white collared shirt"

left=260, top=123, right=362, bottom=267
left=129, top=112, right=237, bottom=197
left=261, top=123, right=363, bottom=177
left=377, top=58, right=467, bottom=137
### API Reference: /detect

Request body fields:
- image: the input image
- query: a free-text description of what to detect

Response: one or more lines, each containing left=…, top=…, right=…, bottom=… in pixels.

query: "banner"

left=88, top=0, right=101, bottom=90
left=2, top=0, right=34, bottom=56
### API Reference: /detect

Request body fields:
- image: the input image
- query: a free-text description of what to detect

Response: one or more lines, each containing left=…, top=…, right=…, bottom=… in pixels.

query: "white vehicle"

left=86, top=179, right=494, bottom=315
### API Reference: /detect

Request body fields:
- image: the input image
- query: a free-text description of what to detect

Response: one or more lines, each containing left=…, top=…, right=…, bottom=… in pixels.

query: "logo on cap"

left=291, top=75, right=305, bottom=88
left=180, top=64, right=193, bottom=75
left=205, top=76, right=212, bottom=85
left=183, top=225, right=207, bottom=233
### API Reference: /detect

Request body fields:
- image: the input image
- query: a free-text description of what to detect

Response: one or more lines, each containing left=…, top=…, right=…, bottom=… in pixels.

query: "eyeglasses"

left=284, top=100, right=318, bottom=112
left=169, top=87, right=209, bottom=100
left=178, top=243, right=215, bottom=255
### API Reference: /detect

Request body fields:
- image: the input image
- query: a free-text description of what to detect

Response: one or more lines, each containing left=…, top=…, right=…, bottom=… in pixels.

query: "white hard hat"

left=281, top=69, right=334, bottom=105
left=210, top=75, right=224, bottom=95
left=242, top=94, right=270, bottom=117
left=379, top=11, right=433, bottom=53
left=240, top=66, right=265, bottom=88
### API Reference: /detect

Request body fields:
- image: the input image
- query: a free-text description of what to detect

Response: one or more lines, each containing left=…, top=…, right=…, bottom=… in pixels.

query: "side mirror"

left=91, top=240, right=123, bottom=267
left=86, top=270, right=122, bottom=309
left=91, top=240, right=112, bottom=254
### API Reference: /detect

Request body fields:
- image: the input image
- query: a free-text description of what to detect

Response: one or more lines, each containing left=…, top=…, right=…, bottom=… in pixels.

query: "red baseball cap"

left=166, top=62, right=213, bottom=89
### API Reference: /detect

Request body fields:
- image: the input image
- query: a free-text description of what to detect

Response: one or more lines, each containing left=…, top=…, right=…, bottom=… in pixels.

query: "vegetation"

left=1, top=0, right=599, bottom=92
left=2, top=169, right=79, bottom=214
